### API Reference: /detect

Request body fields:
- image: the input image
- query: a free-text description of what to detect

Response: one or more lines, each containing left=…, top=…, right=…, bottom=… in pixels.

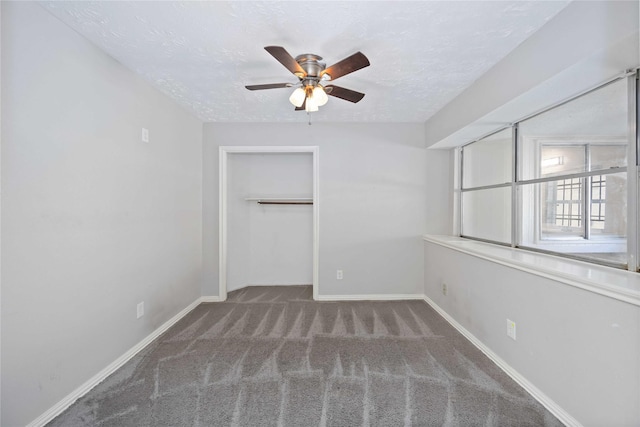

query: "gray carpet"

left=48, top=286, right=563, bottom=426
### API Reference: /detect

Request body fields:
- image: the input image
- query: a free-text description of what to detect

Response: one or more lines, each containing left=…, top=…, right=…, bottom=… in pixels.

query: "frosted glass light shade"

left=313, top=86, right=329, bottom=106
left=289, top=88, right=306, bottom=107
left=305, top=96, right=319, bottom=112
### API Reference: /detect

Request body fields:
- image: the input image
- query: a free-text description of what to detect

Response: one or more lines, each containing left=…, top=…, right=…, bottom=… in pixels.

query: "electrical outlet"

left=337, top=270, right=343, bottom=280
left=137, top=302, right=144, bottom=319
left=141, top=128, right=149, bottom=143
left=442, top=283, right=447, bottom=296
left=507, top=319, right=516, bottom=340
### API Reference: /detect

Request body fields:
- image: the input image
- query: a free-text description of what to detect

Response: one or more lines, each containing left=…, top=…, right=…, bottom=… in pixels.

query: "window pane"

left=539, top=146, right=585, bottom=177
left=462, top=128, right=512, bottom=188
left=519, top=79, right=628, bottom=181
left=541, top=177, right=584, bottom=237
left=590, top=173, right=627, bottom=238
left=519, top=172, right=627, bottom=266
left=462, top=187, right=511, bottom=243
left=591, top=145, right=627, bottom=171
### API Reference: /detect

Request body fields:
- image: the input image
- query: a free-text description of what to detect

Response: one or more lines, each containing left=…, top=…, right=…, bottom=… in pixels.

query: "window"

left=460, top=128, right=512, bottom=244
left=459, top=74, right=635, bottom=270
left=548, top=177, right=582, bottom=230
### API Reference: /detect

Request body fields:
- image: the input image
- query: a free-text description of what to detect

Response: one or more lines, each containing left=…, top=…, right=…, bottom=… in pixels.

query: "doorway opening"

left=219, top=146, right=319, bottom=300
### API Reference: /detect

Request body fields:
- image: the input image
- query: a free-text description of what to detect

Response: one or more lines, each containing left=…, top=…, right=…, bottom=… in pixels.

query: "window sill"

left=423, top=235, right=640, bottom=307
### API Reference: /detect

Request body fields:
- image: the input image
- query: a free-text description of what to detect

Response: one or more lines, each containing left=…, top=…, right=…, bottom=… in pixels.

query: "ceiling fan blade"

left=295, top=98, right=306, bottom=111
left=264, top=46, right=306, bottom=77
left=245, top=83, right=293, bottom=91
left=321, top=52, right=370, bottom=81
left=325, top=85, right=365, bottom=103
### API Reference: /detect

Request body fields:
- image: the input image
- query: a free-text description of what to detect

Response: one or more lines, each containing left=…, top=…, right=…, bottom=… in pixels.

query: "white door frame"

left=219, top=146, right=319, bottom=300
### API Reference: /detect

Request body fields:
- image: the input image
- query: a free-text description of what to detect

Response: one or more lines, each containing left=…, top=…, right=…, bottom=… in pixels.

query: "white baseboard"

left=316, top=293, right=425, bottom=301
left=200, top=295, right=224, bottom=302
left=27, top=297, right=206, bottom=427
left=422, top=295, right=581, bottom=427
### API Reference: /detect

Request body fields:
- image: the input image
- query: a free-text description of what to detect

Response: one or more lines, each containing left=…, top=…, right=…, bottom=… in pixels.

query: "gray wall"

left=228, top=153, right=313, bottom=291
left=1, top=3, right=203, bottom=425
left=424, top=241, right=640, bottom=425
left=204, top=123, right=451, bottom=298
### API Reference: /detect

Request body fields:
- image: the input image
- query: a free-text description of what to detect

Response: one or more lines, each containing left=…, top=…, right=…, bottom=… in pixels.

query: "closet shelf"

left=245, top=197, right=313, bottom=205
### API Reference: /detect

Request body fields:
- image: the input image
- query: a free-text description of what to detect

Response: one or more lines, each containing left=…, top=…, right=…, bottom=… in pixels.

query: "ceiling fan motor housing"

left=295, top=54, right=326, bottom=80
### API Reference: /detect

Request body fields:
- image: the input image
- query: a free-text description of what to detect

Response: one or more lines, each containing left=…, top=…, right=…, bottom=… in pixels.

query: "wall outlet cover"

left=337, top=270, right=343, bottom=280
left=137, top=302, right=145, bottom=319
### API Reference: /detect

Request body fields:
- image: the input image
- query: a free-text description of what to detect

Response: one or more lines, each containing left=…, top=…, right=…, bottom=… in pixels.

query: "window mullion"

left=511, top=124, right=518, bottom=248
left=458, top=147, right=464, bottom=237
left=628, top=72, right=640, bottom=271
left=584, top=146, right=591, bottom=240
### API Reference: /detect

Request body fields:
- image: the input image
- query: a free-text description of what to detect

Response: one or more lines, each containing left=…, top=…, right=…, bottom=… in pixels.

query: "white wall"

left=228, top=153, right=313, bottom=291
left=1, top=3, right=203, bottom=426
left=424, top=241, right=640, bottom=425
left=204, top=123, right=451, bottom=298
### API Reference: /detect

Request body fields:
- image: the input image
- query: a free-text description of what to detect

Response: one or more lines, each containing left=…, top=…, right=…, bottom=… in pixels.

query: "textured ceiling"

left=41, top=1, right=571, bottom=123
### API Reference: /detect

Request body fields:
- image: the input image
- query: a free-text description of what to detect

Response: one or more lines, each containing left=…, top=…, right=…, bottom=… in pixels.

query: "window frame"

left=527, top=137, right=627, bottom=244
left=458, top=71, right=638, bottom=271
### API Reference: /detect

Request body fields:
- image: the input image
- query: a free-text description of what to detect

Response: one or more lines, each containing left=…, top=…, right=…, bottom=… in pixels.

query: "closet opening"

left=219, top=146, right=319, bottom=300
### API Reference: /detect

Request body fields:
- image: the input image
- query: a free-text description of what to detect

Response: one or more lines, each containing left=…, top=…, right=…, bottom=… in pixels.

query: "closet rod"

left=257, top=201, right=313, bottom=205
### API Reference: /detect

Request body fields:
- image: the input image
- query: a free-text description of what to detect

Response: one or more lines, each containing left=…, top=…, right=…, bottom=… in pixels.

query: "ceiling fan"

left=245, top=46, right=370, bottom=113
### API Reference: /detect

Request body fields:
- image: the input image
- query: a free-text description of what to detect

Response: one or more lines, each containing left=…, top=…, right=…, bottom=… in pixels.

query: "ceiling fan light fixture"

left=313, top=86, right=329, bottom=106
left=289, top=87, right=306, bottom=107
